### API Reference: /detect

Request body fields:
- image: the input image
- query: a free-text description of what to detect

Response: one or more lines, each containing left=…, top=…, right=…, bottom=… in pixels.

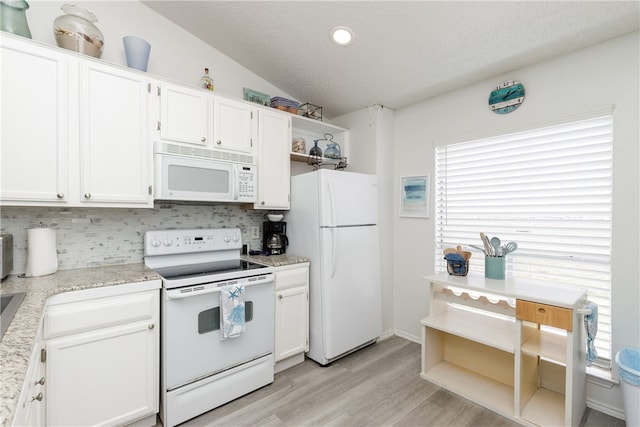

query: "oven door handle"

left=165, top=276, right=273, bottom=300
left=166, top=287, right=222, bottom=300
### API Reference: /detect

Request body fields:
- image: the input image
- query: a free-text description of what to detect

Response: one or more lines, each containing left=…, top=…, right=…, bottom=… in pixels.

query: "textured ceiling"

left=143, top=1, right=640, bottom=119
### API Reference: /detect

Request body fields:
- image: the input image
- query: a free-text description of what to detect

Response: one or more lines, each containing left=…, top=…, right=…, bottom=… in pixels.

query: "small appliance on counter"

left=0, top=233, right=13, bottom=280
left=263, top=218, right=288, bottom=255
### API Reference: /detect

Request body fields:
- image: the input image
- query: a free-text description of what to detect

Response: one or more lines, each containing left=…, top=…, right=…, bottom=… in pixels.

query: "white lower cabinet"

left=44, top=281, right=160, bottom=427
left=274, top=263, right=309, bottom=371
left=422, top=273, right=587, bottom=427
left=13, top=324, right=46, bottom=426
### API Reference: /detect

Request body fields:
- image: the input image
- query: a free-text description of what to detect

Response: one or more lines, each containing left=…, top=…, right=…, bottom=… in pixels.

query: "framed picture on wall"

left=400, top=175, right=430, bottom=218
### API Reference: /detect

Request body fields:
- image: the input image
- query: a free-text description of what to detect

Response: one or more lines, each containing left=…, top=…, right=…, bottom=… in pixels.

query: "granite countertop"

left=242, top=253, right=309, bottom=267
left=0, top=264, right=160, bottom=426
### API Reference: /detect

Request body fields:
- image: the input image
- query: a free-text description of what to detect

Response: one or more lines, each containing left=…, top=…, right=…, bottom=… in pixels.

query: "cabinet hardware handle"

left=148, top=324, right=155, bottom=330
left=216, top=140, right=222, bottom=145
left=56, top=192, right=64, bottom=199
left=201, top=137, right=206, bottom=142
left=84, top=193, right=91, bottom=199
left=261, top=201, right=265, bottom=205
left=538, top=308, right=546, bottom=314
left=278, top=294, right=283, bottom=299
left=35, top=377, right=45, bottom=386
left=31, top=392, right=43, bottom=402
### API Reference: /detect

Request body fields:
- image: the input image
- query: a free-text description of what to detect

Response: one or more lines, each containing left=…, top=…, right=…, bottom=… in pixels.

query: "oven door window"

left=198, top=302, right=254, bottom=334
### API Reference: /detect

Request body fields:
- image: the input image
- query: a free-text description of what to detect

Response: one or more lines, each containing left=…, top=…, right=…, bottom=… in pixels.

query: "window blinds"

left=434, top=115, right=613, bottom=362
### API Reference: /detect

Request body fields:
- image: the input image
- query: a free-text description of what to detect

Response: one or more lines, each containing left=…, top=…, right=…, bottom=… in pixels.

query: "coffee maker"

left=263, top=221, right=288, bottom=255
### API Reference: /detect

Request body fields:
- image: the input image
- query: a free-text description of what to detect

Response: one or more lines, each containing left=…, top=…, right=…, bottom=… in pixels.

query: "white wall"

left=333, top=106, right=396, bottom=337
left=23, top=1, right=294, bottom=101
left=392, top=31, right=639, bottom=416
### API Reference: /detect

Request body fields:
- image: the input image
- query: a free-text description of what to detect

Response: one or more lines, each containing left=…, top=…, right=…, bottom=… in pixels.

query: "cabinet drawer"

left=516, top=300, right=573, bottom=331
left=275, top=266, right=308, bottom=290
left=45, top=291, right=157, bottom=338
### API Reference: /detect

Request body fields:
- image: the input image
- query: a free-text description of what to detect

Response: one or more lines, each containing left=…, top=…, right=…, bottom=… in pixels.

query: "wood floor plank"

left=170, top=335, right=624, bottom=427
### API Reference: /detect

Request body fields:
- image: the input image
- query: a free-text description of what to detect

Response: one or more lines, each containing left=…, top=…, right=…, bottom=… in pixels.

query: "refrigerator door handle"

left=331, top=228, right=337, bottom=278
left=327, top=177, right=336, bottom=227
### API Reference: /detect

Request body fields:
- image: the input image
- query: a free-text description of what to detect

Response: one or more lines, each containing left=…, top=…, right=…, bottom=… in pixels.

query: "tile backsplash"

left=1, top=204, right=268, bottom=275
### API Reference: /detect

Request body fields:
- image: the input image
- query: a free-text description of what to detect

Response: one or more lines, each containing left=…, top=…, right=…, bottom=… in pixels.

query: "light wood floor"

left=171, top=336, right=624, bottom=426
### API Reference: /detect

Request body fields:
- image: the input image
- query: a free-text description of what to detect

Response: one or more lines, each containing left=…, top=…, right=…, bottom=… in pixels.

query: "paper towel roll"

left=25, top=228, right=58, bottom=277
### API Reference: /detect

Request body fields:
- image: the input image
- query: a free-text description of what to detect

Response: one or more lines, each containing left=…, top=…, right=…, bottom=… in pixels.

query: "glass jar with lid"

left=53, top=4, right=104, bottom=58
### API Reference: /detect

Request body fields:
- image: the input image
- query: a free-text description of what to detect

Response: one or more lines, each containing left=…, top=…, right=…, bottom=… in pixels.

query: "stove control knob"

left=223, top=235, right=230, bottom=243
left=232, top=234, right=240, bottom=242
left=164, top=238, right=173, bottom=247
left=151, top=238, right=162, bottom=248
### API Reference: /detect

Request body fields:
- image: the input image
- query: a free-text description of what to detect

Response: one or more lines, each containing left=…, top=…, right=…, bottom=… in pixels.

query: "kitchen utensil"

left=502, top=241, right=518, bottom=256
left=469, top=244, right=487, bottom=255
left=490, top=237, right=501, bottom=257
left=480, top=232, right=493, bottom=256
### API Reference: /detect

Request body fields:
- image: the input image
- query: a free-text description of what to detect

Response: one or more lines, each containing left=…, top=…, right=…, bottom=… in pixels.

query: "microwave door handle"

left=232, top=165, right=239, bottom=201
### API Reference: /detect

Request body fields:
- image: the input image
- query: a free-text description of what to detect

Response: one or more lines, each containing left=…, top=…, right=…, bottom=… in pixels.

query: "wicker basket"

left=446, top=259, right=469, bottom=276
left=270, top=97, right=299, bottom=114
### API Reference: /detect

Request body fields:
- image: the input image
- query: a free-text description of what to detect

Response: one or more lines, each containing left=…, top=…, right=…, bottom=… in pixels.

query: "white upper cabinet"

left=213, top=95, right=257, bottom=159
left=157, top=82, right=212, bottom=146
left=1, top=36, right=69, bottom=204
left=79, top=61, right=153, bottom=206
left=1, top=35, right=153, bottom=208
left=255, top=108, right=291, bottom=210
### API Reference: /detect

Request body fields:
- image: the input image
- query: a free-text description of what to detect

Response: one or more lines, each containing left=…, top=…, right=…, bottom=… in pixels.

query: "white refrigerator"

left=286, top=169, right=382, bottom=365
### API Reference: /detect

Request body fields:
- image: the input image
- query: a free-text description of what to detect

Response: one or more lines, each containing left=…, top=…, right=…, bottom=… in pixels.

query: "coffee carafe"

left=263, top=221, right=288, bottom=255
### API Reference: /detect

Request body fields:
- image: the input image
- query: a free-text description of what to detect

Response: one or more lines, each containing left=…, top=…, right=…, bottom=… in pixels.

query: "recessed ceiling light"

left=331, top=26, right=354, bottom=47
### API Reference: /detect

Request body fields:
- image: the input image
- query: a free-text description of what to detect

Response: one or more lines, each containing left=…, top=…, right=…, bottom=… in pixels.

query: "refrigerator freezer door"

left=317, top=170, right=378, bottom=227
left=317, top=225, right=382, bottom=361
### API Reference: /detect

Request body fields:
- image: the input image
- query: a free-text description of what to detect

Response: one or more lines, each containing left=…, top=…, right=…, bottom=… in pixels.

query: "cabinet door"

left=159, top=82, right=211, bottom=145
left=0, top=37, right=69, bottom=203
left=79, top=62, right=153, bottom=206
left=256, top=108, right=291, bottom=210
left=45, top=287, right=159, bottom=426
left=213, top=96, right=256, bottom=156
left=275, top=286, right=309, bottom=361
left=12, top=326, right=45, bottom=427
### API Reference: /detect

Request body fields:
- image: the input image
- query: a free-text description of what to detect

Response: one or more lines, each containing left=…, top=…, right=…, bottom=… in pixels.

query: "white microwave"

left=154, top=143, right=256, bottom=203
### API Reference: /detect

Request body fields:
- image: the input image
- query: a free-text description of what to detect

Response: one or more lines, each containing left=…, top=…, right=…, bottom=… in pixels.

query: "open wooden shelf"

left=422, top=361, right=515, bottom=417
left=521, top=387, right=566, bottom=426
left=521, top=329, right=567, bottom=365
left=421, top=307, right=515, bottom=353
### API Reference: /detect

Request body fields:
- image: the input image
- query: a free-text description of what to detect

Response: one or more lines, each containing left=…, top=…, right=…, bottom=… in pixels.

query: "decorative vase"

left=0, top=0, right=32, bottom=38
left=123, top=36, right=151, bottom=72
left=309, top=140, right=322, bottom=157
left=53, top=4, right=104, bottom=58
left=324, top=142, right=341, bottom=159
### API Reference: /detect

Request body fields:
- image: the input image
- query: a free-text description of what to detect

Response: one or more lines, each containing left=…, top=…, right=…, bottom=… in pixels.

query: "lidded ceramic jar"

left=53, top=4, right=104, bottom=58
left=1, top=0, right=32, bottom=38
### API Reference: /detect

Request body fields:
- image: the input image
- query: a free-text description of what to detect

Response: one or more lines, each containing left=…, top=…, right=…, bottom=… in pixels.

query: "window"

left=434, top=114, right=613, bottom=363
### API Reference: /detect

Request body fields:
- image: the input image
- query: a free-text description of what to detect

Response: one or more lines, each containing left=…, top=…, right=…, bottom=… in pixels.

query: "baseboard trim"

left=587, top=398, right=626, bottom=420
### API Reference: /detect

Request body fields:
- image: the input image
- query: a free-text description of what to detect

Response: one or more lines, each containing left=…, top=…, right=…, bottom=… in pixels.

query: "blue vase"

left=123, top=36, right=151, bottom=72
left=1, top=0, right=32, bottom=39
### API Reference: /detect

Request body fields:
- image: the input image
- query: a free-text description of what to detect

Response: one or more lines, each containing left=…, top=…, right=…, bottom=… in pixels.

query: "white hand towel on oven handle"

left=220, top=283, right=246, bottom=339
